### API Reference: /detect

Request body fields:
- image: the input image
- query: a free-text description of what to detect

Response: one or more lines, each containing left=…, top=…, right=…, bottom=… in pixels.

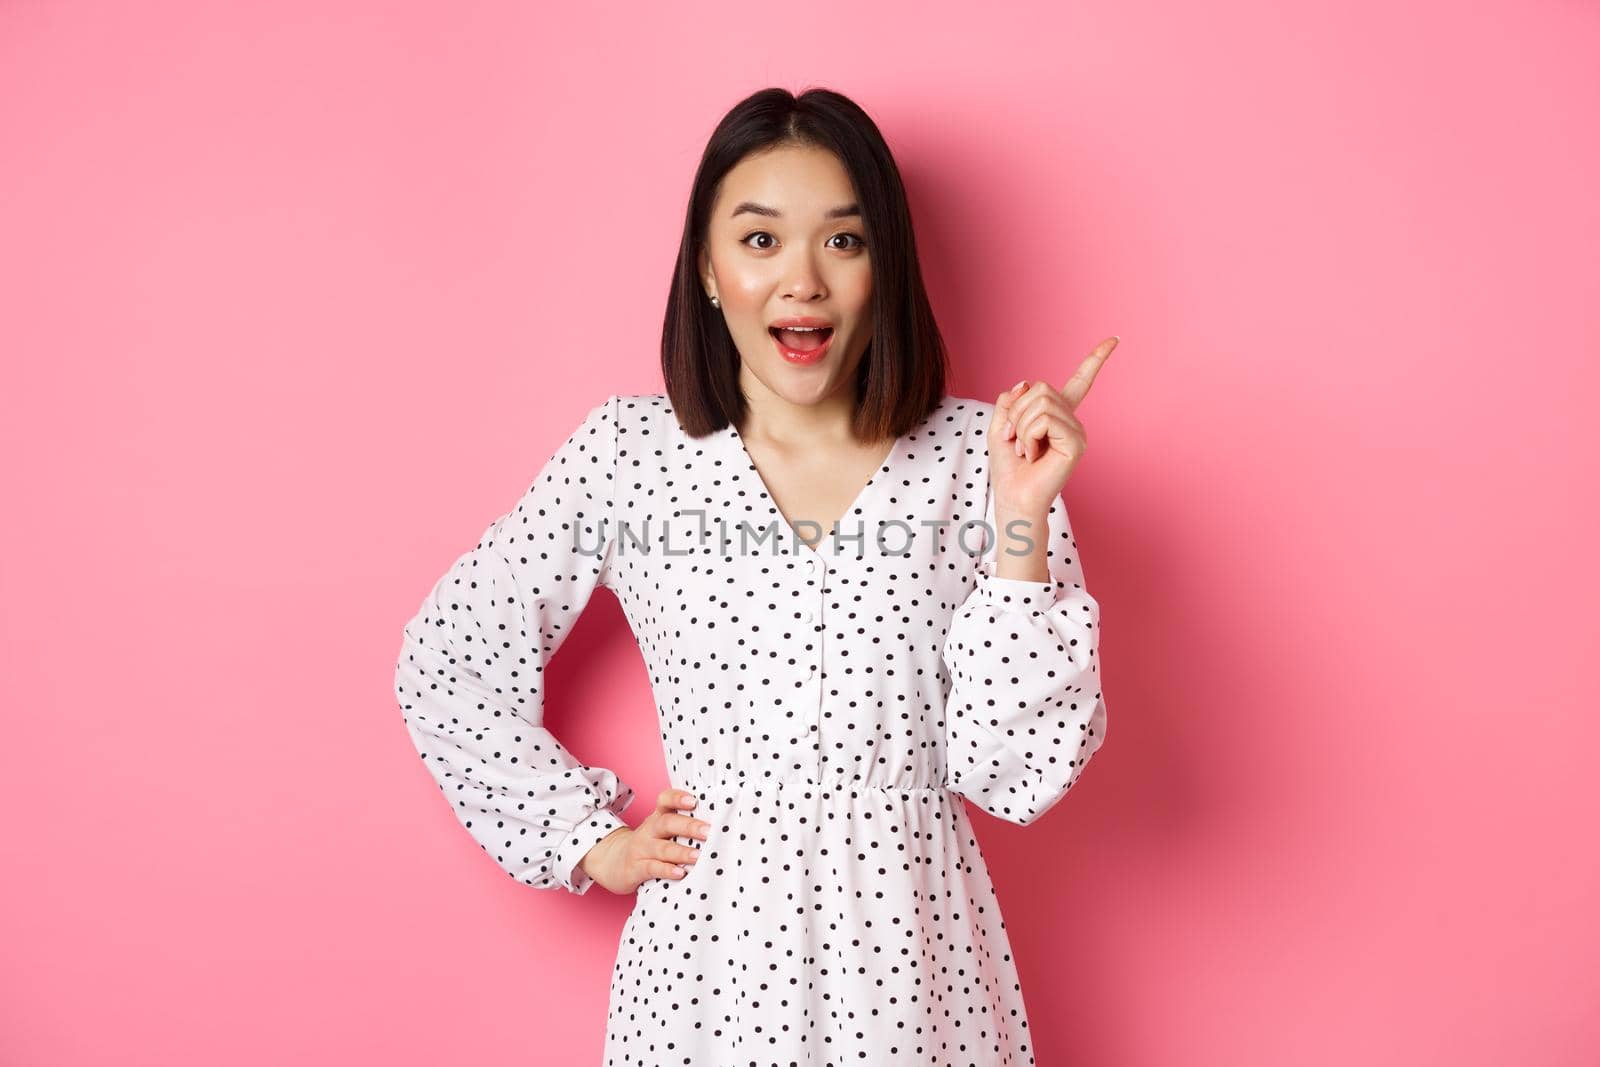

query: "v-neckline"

left=725, top=416, right=904, bottom=559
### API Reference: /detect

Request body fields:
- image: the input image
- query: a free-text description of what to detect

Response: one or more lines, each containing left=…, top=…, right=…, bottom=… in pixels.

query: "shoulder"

left=610, top=392, right=676, bottom=442
left=607, top=392, right=712, bottom=466
left=936, top=392, right=998, bottom=423
left=915, top=393, right=997, bottom=443
left=614, top=391, right=672, bottom=416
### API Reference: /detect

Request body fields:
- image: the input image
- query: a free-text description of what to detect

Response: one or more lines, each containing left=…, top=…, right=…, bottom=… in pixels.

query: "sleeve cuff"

left=946, top=714, right=1058, bottom=826
left=553, top=805, right=631, bottom=895
left=971, top=560, right=1061, bottom=614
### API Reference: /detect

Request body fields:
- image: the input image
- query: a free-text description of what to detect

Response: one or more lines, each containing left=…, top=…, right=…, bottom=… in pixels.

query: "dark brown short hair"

left=661, top=86, right=949, bottom=441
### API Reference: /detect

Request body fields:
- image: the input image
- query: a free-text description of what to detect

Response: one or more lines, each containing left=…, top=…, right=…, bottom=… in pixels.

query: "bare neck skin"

left=733, top=368, right=896, bottom=544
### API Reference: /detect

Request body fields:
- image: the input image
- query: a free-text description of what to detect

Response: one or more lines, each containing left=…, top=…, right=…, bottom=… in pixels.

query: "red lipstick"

left=768, top=317, right=835, bottom=366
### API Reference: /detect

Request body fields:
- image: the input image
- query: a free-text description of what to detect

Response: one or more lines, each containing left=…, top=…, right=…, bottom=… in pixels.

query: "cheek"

left=838, top=266, right=873, bottom=316
left=714, top=261, right=769, bottom=300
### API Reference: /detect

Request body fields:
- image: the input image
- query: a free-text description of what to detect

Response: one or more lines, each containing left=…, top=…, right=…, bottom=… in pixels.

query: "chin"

left=743, top=363, right=841, bottom=406
left=740, top=333, right=865, bottom=403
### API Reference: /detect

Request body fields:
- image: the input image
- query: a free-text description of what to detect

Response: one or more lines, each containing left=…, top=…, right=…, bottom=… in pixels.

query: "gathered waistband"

left=678, top=776, right=952, bottom=797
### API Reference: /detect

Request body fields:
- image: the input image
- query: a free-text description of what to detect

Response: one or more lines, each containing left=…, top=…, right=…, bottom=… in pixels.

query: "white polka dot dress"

left=395, top=391, right=1108, bottom=1065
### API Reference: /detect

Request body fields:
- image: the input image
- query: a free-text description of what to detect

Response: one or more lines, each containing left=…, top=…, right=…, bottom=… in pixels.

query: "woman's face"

left=699, top=143, right=874, bottom=411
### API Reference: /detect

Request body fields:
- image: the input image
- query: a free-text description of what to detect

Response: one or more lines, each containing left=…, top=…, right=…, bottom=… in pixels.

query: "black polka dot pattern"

left=395, top=392, right=1108, bottom=1064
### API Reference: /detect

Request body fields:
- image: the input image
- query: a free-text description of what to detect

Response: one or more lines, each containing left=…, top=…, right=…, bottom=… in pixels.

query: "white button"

left=806, top=556, right=820, bottom=574
left=802, top=609, right=814, bottom=624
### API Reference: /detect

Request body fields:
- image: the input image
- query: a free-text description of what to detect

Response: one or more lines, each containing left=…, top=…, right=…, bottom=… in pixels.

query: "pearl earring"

left=709, top=295, right=720, bottom=308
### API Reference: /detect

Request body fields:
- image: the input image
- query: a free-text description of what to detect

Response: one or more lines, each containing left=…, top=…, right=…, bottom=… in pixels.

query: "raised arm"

left=394, top=393, right=635, bottom=894
left=941, top=485, right=1108, bottom=825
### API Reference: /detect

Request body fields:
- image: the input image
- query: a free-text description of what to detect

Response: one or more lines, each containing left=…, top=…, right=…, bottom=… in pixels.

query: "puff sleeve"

left=394, top=393, right=635, bottom=894
left=941, top=485, right=1108, bottom=826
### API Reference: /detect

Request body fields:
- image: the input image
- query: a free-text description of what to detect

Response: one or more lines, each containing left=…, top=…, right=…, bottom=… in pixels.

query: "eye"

left=738, top=231, right=867, bottom=252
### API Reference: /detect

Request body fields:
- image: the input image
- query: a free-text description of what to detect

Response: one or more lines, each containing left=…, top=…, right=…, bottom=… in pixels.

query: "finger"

left=1015, top=410, right=1055, bottom=460
left=667, top=812, right=712, bottom=839
left=1060, top=337, right=1118, bottom=412
left=1014, top=411, right=1043, bottom=460
left=989, top=379, right=1029, bottom=437
left=1015, top=408, right=1081, bottom=462
left=646, top=858, right=688, bottom=880
left=649, top=844, right=700, bottom=870
left=1008, top=392, right=1070, bottom=454
left=1008, top=389, right=1057, bottom=428
left=996, top=379, right=1051, bottom=440
left=1021, top=412, right=1070, bottom=461
left=656, top=788, right=697, bottom=814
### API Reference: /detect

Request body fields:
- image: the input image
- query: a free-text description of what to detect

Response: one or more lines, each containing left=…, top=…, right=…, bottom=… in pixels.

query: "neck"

left=736, top=368, right=862, bottom=448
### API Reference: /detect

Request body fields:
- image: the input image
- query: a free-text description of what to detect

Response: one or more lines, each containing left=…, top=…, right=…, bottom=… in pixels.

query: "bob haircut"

left=661, top=86, right=949, bottom=441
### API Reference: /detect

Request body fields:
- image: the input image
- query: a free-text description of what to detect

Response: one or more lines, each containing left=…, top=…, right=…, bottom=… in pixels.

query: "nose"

left=781, top=248, right=826, bottom=301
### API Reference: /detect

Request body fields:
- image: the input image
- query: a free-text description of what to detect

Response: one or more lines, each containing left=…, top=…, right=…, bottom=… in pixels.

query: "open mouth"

left=768, top=326, right=835, bottom=363
left=769, top=325, right=833, bottom=349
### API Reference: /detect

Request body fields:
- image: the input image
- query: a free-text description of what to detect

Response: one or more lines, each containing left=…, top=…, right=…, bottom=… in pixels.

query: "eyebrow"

left=728, top=201, right=862, bottom=220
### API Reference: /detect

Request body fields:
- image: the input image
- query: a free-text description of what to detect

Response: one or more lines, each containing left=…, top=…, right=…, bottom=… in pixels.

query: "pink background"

left=3, top=1, right=1596, bottom=1064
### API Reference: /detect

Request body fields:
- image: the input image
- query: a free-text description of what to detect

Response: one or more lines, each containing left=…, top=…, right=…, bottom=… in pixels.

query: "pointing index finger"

left=1061, top=336, right=1119, bottom=411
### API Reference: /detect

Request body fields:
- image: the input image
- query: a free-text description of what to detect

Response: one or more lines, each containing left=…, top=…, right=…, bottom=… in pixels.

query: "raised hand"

left=987, top=336, right=1118, bottom=516
left=580, top=787, right=712, bottom=894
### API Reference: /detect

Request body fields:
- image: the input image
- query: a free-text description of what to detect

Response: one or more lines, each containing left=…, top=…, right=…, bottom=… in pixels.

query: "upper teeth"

left=783, top=326, right=824, bottom=331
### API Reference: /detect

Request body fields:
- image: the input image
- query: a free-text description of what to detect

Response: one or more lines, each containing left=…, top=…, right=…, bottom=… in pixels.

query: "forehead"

left=713, top=145, right=858, bottom=218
